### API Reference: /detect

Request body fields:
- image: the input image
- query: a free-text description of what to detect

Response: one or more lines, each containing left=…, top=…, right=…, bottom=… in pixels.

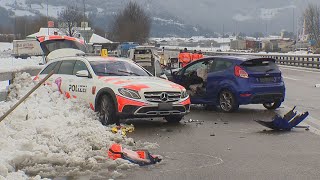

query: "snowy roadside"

left=0, top=55, right=43, bottom=93
left=0, top=73, right=158, bottom=179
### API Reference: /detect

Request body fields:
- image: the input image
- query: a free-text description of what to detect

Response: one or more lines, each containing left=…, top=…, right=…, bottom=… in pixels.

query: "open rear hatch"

left=134, top=49, right=153, bottom=66
left=241, top=58, right=282, bottom=83
left=37, top=35, right=87, bottom=56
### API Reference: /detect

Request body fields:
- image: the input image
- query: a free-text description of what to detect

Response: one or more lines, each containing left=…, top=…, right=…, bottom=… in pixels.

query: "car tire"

left=218, top=90, right=239, bottom=113
left=263, top=100, right=282, bottom=110
left=98, top=94, right=119, bottom=125
left=165, top=115, right=183, bottom=123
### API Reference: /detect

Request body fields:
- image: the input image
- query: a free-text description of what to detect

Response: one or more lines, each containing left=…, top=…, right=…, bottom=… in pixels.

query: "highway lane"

left=280, top=66, right=320, bottom=129
left=123, top=105, right=320, bottom=180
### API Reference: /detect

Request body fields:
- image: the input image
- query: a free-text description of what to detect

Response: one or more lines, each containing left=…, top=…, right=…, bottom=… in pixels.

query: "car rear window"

left=241, top=58, right=278, bottom=72
left=134, top=49, right=152, bottom=54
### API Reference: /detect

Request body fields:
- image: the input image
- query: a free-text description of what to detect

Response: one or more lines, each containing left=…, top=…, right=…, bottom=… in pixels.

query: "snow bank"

left=0, top=54, right=43, bottom=95
left=0, top=57, right=43, bottom=71
left=0, top=43, right=12, bottom=52
left=0, top=73, right=157, bottom=179
left=0, top=43, right=12, bottom=59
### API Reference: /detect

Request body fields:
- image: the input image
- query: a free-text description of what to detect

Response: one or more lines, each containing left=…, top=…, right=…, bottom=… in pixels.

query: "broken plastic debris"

left=255, top=106, right=309, bottom=131
left=315, top=84, right=320, bottom=88
left=111, top=124, right=135, bottom=137
left=184, top=119, right=204, bottom=124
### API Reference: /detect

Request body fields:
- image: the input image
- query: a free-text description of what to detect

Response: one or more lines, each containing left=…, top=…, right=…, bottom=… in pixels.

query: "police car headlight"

left=181, top=90, right=188, bottom=99
left=118, top=88, right=141, bottom=99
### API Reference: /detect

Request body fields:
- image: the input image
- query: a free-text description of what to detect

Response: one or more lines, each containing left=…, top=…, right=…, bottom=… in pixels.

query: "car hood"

left=98, top=76, right=185, bottom=92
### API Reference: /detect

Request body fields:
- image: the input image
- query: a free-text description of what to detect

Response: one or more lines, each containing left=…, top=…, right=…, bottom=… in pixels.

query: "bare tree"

left=58, top=5, right=83, bottom=37
left=110, top=1, right=151, bottom=43
left=303, top=3, right=320, bottom=48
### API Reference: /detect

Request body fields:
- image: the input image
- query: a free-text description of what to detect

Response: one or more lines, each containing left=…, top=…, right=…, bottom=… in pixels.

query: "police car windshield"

left=90, top=61, right=150, bottom=77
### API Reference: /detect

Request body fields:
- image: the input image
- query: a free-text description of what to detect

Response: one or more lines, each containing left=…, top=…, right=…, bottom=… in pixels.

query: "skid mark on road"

left=155, top=151, right=223, bottom=175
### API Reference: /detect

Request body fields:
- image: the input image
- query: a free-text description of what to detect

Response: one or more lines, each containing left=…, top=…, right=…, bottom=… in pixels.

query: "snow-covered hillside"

left=0, top=0, right=214, bottom=37
left=0, top=0, right=64, bottom=17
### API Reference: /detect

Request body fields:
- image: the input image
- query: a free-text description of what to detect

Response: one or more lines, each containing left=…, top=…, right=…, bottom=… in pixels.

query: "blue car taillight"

left=234, top=65, right=249, bottom=78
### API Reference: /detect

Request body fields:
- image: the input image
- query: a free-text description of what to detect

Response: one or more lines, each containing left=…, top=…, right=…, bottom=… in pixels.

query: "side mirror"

left=171, top=70, right=178, bottom=76
left=160, top=74, right=168, bottom=80
left=76, top=70, right=89, bottom=77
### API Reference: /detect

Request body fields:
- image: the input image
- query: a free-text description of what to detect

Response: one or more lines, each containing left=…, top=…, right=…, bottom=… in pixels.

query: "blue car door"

left=206, top=58, right=234, bottom=104
left=172, top=59, right=213, bottom=104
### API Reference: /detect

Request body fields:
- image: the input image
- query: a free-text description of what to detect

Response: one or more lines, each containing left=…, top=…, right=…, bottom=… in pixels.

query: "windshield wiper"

left=96, top=72, right=123, bottom=76
left=118, top=70, right=141, bottom=76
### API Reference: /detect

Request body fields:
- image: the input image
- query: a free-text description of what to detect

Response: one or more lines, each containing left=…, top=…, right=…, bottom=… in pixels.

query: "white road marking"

left=283, top=76, right=300, bottom=81
left=280, top=66, right=320, bottom=74
left=282, top=105, right=320, bottom=136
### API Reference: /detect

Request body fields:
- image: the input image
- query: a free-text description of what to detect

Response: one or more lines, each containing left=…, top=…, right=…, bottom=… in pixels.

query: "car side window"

left=155, top=61, right=163, bottom=77
left=209, top=59, right=233, bottom=73
left=57, top=60, right=76, bottom=75
left=184, top=61, right=207, bottom=75
left=40, top=61, right=58, bottom=74
left=73, top=61, right=88, bottom=75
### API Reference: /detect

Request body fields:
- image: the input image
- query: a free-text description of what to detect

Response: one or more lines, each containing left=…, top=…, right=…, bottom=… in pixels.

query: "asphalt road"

left=280, top=66, right=320, bottom=131
left=118, top=65, right=320, bottom=180
left=123, top=106, right=320, bottom=180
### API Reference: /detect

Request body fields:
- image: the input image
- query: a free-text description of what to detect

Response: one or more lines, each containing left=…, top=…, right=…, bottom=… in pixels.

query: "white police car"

left=35, top=49, right=190, bottom=125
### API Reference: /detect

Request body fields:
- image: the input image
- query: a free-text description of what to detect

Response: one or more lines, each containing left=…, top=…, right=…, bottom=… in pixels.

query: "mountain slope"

left=0, top=0, right=215, bottom=37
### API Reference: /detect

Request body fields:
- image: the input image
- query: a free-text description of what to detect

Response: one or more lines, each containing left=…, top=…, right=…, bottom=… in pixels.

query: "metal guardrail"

left=204, top=52, right=320, bottom=69
left=0, top=66, right=43, bottom=101
left=166, top=48, right=320, bottom=69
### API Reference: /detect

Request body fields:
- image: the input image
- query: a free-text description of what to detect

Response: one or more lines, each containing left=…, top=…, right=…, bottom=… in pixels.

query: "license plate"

left=259, top=77, right=275, bottom=83
left=158, top=103, right=173, bottom=110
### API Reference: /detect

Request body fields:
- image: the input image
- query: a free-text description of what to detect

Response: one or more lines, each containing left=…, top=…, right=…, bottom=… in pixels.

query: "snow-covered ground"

left=0, top=42, right=43, bottom=91
left=0, top=56, right=43, bottom=92
left=0, top=73, right=158, bottom=179
left=0, top=42, right=158, bottom=179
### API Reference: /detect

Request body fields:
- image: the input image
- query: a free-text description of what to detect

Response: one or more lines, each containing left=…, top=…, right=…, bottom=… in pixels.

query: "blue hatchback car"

left=171, top=56, right=285, bottom=112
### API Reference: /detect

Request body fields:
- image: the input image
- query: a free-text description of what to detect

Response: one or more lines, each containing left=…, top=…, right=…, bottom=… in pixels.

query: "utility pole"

left=83, top=0, right=86, bottom=30
left=83, top=0, right=86, bottom=42
left=47, top=0, right=49, bottom=35
left=222, top=24, right=225, bottom=51
left=14, top=0, right=17, bottom=40
left=265, top=22, right=268, bottom=37
left=292, top=8, right=295, bottom=39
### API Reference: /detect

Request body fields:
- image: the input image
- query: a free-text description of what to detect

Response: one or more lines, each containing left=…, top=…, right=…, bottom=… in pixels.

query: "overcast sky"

left=152, top=0, right=320, bottom=34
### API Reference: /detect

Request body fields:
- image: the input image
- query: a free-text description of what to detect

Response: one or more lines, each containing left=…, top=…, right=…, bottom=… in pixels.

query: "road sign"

left=48, top=21, right=54, bottom=28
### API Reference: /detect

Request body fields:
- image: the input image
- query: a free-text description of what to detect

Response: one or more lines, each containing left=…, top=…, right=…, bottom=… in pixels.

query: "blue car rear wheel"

left=263, top=101, right=282, bottom=110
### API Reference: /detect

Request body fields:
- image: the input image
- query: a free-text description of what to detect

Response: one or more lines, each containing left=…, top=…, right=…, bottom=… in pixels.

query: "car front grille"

left=144, top=91, right=181, bottom=103
left=135, top=105, right=187, bottom=116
